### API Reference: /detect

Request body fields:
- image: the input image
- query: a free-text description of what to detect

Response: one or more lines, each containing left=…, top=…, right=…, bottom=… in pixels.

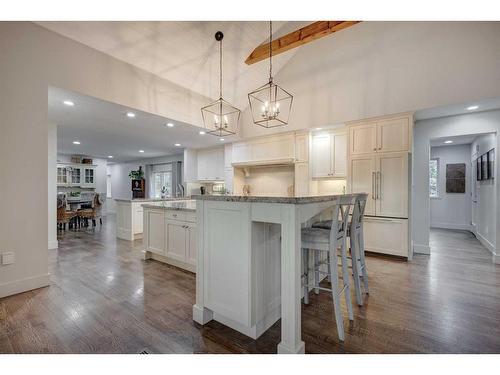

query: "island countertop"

left=114, top=197, right=187, bottom=203
left=192, top=194, right=360, bottom=204
left=142, top=200, right=196, bottom=212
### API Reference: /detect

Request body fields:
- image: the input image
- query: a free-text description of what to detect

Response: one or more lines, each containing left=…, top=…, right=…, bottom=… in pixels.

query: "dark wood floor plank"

left=1, top=219, right=499, bottom=353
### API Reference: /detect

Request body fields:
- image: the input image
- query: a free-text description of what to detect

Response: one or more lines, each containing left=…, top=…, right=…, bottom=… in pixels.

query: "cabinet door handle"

left=373, top=147, right=377, bottom=151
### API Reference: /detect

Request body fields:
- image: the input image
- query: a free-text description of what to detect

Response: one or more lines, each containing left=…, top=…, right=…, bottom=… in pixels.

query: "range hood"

left=231, top=157, right=296, bottom=168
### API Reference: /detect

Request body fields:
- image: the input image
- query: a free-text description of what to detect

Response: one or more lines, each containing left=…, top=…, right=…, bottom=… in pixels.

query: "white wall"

left=413, top=110, right=500, bottom=260
left=430, top=144, right=471, bottom=231
left=0, top=21, right=209, bottom=298
left=241, top=22, right=500, bottom=139
left=471, top=134, right=497, bottom=251
left=48, top=123, right=58, bottom=250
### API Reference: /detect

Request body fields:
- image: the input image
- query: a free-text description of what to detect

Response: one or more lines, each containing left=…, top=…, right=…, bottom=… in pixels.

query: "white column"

left=277, top=204, right=305, bottom=354
left=192, top=200, right=213, bottom=324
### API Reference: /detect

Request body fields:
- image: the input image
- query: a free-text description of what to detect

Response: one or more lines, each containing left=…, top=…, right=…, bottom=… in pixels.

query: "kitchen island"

left=142, top=200, right=197, bottom=272
left=115, top=197, right=186, bottom=241
left=192, top=194, right=360, bottom=354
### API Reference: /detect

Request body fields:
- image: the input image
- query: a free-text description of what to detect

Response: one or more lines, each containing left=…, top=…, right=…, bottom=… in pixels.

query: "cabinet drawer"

left=185, top=212, right=196, bottom=223
left=166, top=211, right=186, bottom=221
left=363, top=217, right=408, bottom=257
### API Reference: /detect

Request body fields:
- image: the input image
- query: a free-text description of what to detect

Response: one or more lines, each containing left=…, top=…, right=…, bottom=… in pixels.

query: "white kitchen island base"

left=192, top=194, right=358, bottom=354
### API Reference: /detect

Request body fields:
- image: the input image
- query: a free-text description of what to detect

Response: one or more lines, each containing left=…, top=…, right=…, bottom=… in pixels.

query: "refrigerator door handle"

left=377, top=171, right=381, bottom=200
left=372, top=172, right=376, bottom=199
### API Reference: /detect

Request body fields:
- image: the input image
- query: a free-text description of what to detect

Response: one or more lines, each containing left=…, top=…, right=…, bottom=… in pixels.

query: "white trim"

left=430, top=222, right=472, bottom=231
left=48, top=240, right=58, bottom=250
left=476, top=231, right=496, bottom=255
left=413, top=243, right=430, bottom=255
left=0, top=273, right=50, bottom=299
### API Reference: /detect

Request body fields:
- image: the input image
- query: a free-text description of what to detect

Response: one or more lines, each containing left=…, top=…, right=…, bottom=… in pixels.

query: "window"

left=429, top=158, right=439, bottom=198
left=153, top=171, right=172, bottom=198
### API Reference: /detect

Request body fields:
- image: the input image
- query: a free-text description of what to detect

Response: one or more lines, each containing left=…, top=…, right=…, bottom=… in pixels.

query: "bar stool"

left=312, top=193, right=369, bottom=306
left=301, top=195, right=355, bottom=341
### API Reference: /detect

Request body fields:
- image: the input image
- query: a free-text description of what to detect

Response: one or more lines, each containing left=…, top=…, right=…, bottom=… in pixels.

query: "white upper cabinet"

left=311, top=134, right=331, bottom=178
left=197, top=147, right=225, bottom=181
left=81, top=166, right=96, bottom=188
left=57, top=164, right=96, bottom=188
left=295, top=132, right=309, bottom=162
left=311, top=131, right=347, bottom=178
left=231, top=134, right=295, bottom=165
left=349, top=115, right=411, bottom=156
left=332, top=133, right=347, bottom=177
left=377, top=117, right=410, bottom=153
left=349, top=124, right=377, bottom=155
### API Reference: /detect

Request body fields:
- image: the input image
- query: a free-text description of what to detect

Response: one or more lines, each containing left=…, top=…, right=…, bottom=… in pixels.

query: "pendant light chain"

left=219, top=35, right=223, bottom=99
left=269, top=20, right=273, bottom=84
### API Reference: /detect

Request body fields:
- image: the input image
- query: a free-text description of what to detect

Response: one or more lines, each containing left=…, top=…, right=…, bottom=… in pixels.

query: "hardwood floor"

left=1, top=219, right=499, bottom=353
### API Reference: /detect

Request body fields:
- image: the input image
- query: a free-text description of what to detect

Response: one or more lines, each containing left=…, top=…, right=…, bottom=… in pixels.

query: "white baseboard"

left=413, top=243, right=430, bottom=255
left=0, top=273, right=50, bottom=299
left=430, top=222, right=472, bottom=231
left=476, top=232, right=496, bottom=255
left=493, top=254, right=500, bottom=264
left=48, top=239, right=58, bottom=250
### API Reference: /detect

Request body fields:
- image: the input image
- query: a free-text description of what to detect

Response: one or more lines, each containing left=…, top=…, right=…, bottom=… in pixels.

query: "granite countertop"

left=191, top=194, right=363, bottom=204
left=114, top=197, right=187, bottom=203
left=142, top=200, right=196, bottom=212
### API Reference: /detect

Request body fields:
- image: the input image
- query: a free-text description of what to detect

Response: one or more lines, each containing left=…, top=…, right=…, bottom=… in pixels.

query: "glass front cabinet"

left=57, top=164, right=96, bottom=188
left=82, top=166, right=95, bottom=188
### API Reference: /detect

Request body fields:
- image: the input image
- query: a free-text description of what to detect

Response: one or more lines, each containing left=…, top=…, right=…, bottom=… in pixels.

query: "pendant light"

left=248, top=21, right=293, bottom=128
left=201, top=31, right=241, bottom=137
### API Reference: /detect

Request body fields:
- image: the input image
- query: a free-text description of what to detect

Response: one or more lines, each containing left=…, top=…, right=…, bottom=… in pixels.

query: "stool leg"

left=340, top=234, right=354, bottom=321
left=302, top=248, right=309, bottom=305
left=358, top=227, right=369, bottom=294
left=329, top=245, right=345, bottom=341
left=313, top=250, right=319, bottom=295
left=350, top=232, right=363, bottom=306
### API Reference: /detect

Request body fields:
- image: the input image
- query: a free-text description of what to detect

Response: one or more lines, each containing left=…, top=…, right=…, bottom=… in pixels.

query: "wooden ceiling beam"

left=245, top=21, right=360, bottom=65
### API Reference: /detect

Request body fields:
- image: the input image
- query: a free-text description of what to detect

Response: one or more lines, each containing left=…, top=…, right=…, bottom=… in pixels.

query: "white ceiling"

left=37, top=21, right=309, bottom=109
left=50, top=86, right=228, bottom=163
left=415, top=96, right=500, bottom=121
left=430, top=134, right=479, bottom=147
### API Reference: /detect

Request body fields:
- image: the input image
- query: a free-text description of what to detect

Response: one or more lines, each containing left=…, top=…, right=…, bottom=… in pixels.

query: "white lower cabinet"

left=144, top=207, right=196, bottom=272
left=166, top=220, right=187, bottom=262
left=145, top=209, right=165, bottom=256
left=363, top=217, right=409, bottom=257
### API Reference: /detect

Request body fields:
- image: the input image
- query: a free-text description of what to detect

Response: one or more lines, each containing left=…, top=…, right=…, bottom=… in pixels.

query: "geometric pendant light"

left=248, top=21, right=293, bottom=128
left=201, top=31, right=241, bottom=137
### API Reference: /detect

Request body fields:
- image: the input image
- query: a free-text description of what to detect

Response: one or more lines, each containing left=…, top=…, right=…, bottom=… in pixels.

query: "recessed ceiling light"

left=72, top=141, right=81, bottom=145
left=199, top=131, right=206, bottom=135
left=467, top=105, right=479, bottom=111
left=315, top=127, right=323, bottom=131
left=139, top=150, right=145, bottom=153
left=126, top=112, right=136, bottom=118
left=63, top=100, right=74, bottom=106
left=220, top=138, right=225, bottom=141
left=108, top=155, right=113, bottom=158
left=166, top=122, right=174, bottom=128
left=174, top=143, right=181, bottom=147
left=444, top=140, right=453, bottom=144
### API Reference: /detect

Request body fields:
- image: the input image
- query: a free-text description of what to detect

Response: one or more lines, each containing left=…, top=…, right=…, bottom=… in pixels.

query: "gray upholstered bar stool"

left=312, top=193, right=369, bottom=306
left=301, top=195, right=355, bottom=341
